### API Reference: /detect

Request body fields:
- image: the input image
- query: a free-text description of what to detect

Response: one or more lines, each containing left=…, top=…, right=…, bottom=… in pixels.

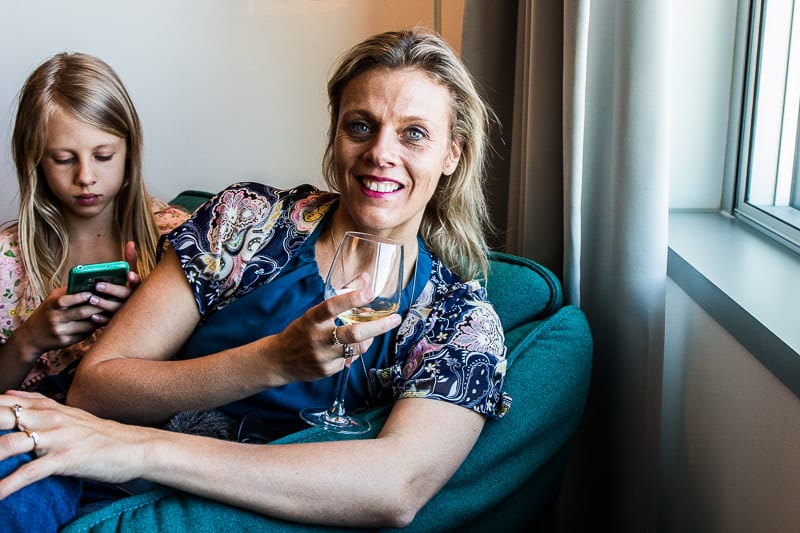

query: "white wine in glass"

left=300, top=231, right=404, bottom=434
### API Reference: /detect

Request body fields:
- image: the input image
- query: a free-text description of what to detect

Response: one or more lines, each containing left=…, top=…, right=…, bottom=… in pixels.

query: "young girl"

left=0, top=52, right=189, bottom=398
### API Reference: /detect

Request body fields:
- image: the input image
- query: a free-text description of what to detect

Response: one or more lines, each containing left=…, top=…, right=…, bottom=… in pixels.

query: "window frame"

left=733, top=0, right=800, bottom=255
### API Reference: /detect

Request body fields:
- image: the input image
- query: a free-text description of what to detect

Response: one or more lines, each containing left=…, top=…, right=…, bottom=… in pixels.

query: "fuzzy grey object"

left=164, top=409, right=237, bottom=440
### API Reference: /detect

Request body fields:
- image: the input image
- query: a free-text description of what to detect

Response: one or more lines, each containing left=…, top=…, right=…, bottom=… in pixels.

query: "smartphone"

left=67, top=261, right=130, bottom=294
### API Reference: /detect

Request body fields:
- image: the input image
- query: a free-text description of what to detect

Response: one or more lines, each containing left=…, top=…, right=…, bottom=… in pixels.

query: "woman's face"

left=40, top=107, right=126, bottom=225
left=333, top=67, right=461, bottom=244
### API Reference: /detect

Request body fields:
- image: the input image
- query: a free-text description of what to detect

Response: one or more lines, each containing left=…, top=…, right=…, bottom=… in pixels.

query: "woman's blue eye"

left=407, top=128, right=426, bottom=141
left=350, top=122, right=370, bottom=135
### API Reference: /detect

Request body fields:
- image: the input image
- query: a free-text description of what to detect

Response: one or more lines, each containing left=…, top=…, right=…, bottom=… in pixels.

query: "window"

left=736, top=0, right=800, bottom=253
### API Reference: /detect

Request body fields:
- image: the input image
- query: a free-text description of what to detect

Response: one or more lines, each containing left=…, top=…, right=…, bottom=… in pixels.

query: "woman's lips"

left=359, top=176, right=402, bottom=197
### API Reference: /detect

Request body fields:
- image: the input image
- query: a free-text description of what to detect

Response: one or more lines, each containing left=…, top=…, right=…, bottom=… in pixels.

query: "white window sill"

left=668, top=210, right=800, bottom=397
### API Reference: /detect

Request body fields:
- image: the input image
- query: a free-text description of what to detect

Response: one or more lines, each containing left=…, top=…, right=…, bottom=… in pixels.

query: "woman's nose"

left=363, top=130, right=397, bottom=167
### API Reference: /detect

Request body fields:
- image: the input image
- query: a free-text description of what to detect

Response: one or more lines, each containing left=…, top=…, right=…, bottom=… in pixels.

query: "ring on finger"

left=11, top=404, right=23, bottom=430
left=332, top=326, right=343, bottom=346
left=24, top=429, right=39, bottom=451
left=343, top=344, right=354, bottom=359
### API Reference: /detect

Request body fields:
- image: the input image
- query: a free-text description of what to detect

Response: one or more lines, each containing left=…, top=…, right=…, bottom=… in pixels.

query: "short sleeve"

left=374, top=275, right=511, bottom=419
left=159, top=182, right=336, bottom=317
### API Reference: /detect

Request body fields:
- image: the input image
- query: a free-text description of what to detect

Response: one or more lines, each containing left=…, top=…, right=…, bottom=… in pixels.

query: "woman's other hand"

left=0, top=390, right=147, bottom=499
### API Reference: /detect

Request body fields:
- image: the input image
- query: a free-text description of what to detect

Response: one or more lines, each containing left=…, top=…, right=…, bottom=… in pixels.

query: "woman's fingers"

left=318, top=289, right=374, bottom=319
left=0, top=447, right=56, bottom=500
left=0, top=394, right=143, bottom=499
left=0, top=429, right=40, bottom=461
left=266, top=289, right=402, bottom=384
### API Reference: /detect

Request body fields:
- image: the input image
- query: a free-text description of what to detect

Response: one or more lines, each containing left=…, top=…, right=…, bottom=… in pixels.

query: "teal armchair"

left=63, top=192, right=592, bottom=532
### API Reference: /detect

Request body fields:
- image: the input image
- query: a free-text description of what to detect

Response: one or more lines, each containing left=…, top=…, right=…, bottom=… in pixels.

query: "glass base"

left=299, top=407, right=371, bottom=435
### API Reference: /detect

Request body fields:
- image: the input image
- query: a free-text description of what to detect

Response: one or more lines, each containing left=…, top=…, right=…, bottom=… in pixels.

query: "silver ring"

left=12, top=404, right=23, bottom=430
left=332, top=326, right=343, bottom=346
left=24, top=430, right=39, bottom=451
left=343, top=345, right=354, bottom=359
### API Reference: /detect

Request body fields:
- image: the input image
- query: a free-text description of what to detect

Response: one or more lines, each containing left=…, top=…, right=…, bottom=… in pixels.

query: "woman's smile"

left=359, top=176, right=402, bottom=196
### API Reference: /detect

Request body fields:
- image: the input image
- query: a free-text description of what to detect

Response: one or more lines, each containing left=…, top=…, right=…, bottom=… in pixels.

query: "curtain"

left=464, top=1, right=670, bottom=530
left=558, top=1, right=670, bottom=530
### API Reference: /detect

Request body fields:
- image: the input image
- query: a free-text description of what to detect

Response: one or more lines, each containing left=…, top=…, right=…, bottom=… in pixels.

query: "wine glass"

left=300, top=231, right=404, bottom=434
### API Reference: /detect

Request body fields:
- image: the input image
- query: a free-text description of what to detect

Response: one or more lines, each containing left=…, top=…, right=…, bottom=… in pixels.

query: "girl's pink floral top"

left=0, top=199, right=190, bottom=392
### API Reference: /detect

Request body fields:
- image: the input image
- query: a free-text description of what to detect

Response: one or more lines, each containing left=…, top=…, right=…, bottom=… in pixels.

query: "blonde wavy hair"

left=11, top=52, right=161, bottom=301
left=322, top=28, right=495, bottom=281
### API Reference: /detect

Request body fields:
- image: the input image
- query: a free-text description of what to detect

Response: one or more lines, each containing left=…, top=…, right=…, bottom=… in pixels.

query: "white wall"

left=662, top=281, right=800, bottom=532
left=0, top=0, right=443, bottom=224
left=669, top=0, right=738, bottom=209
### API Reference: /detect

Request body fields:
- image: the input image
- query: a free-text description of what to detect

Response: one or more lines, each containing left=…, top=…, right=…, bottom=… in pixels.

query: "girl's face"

left=333, top=67, right=461, bottom=245
left=40, top=107, right=126, bottom=225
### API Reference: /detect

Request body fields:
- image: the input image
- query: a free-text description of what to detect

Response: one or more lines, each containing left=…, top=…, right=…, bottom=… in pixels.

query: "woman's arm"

left=68, top=249, right=401, bottom=425
left=0, top=392, right=482, bottom=528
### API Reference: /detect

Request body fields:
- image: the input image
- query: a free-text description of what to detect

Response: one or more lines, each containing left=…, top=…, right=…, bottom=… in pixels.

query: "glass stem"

left=328, top=355, right=353, bottom=418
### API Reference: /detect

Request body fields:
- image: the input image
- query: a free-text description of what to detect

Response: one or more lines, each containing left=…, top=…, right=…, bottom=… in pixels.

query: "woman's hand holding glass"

left=264, top=287, right=401, bottom=386
left=300, top=231, right=404, bottom=434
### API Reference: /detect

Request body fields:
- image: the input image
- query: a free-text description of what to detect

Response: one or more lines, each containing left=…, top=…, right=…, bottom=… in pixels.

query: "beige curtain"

left=463, top=1, right=670, bottom=530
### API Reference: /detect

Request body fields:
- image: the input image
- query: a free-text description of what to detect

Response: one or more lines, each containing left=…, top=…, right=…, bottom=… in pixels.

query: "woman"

left=0, top=29, right=509, bottom=529
left=0, top=52, right=189, bottom=397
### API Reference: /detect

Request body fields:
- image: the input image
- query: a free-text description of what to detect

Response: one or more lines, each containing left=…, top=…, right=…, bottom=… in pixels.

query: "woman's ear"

left=443, top=141, right=462, bottom=177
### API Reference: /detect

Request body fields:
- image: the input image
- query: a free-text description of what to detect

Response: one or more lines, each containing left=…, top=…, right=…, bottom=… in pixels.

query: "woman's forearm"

left=140, top=399, right=482, bottom=528
left=67, top=338, right=285, bottom=424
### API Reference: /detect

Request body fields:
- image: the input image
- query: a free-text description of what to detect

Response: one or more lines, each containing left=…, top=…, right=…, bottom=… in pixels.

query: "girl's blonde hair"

left=12, top=52, right=161, bottom=300
left=322, top=28, right=495, bottom=281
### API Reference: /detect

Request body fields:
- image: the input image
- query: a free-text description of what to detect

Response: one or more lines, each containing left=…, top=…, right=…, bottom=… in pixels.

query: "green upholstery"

left=63, top=244, right=592, bottom=532
left=168, top=190, right=215, bottom=214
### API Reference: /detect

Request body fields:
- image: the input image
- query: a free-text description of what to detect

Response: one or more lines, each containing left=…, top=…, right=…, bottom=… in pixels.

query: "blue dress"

left=177, top=220, right=431, bottom=437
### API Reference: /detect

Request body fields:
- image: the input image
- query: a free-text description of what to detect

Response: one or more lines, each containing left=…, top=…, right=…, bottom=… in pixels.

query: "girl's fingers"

left=124, top=241, right=139, bottom=275
left=92, top=282, right=131, bottom=302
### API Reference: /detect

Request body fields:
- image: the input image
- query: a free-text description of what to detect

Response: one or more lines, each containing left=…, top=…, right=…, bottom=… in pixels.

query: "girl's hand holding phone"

left=8, top=243, right=144, bottom=364
left=11, top=288, right=104, bottom=365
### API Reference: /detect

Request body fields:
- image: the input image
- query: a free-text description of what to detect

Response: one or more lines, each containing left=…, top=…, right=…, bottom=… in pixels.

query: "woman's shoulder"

left=215, top=182, right=337, bottom=208
left=419, top=255, right=502, bottom=337
left=427, top=255, right=489, bottom=302
left=199, top=182, right=338, bottom=231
